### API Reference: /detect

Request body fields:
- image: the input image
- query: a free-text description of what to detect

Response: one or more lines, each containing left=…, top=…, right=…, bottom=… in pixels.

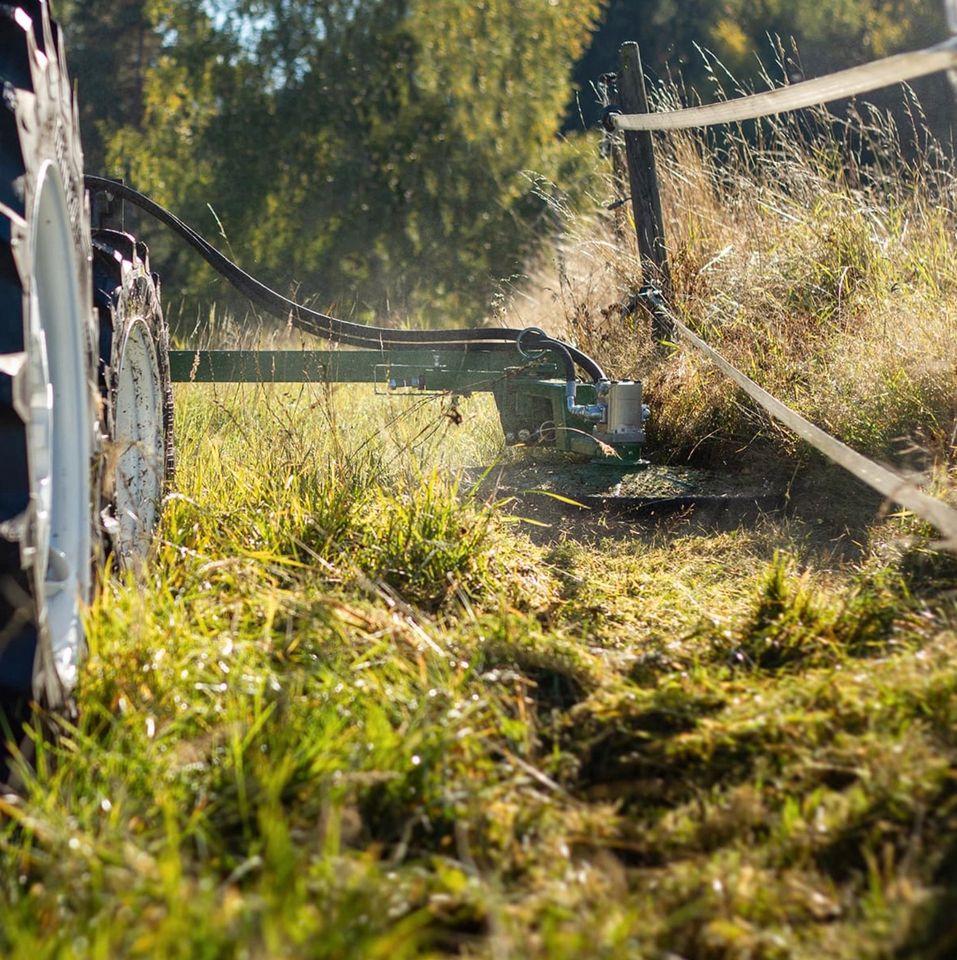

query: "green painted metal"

left=168, top=348, right=562, bottom=391
left=492, top=379, right=598, bottom=458
left=490, top=380, right=645, bottom=465
left=168, top=348, right=643, bottom=465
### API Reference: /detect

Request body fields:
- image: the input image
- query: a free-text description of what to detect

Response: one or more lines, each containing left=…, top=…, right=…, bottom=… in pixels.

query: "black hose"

left=534, top=337, right=575, bottom=382
left=85, top=177, right=608, bottom=382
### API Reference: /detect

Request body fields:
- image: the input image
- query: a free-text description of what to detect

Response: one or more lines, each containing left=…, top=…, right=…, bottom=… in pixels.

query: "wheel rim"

left=28, top=161, right=91, bottom=697
left=113, top=315, right=164, bottom=564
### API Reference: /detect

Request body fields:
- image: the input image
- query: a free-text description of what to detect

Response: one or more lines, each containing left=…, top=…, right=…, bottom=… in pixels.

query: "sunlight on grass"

left=3, top=80, right=957, bottom=957
left=0, top=373, right=951, bottom=958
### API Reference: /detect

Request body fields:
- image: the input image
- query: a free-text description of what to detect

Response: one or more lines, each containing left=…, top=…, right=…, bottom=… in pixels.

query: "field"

left=2, top=108, right=957, bottom=957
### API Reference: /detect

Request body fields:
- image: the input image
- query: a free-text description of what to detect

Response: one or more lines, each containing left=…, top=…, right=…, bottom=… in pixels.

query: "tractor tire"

left=93, top=230, right=174, bottom=566
left=0, top=0, right=98, bottom=731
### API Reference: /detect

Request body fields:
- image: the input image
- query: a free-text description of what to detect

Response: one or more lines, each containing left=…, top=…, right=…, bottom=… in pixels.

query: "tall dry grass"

left=511, top=61, right=957, bottom=490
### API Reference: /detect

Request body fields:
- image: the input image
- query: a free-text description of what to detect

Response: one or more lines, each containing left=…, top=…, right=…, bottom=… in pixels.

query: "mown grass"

left=0, top=377, right=954, bottom=959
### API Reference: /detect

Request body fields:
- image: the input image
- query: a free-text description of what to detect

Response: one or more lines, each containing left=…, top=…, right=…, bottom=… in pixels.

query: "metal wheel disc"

left=111, top=316, right=164, bottom=565
left=28, top=163, right=92, bottom=699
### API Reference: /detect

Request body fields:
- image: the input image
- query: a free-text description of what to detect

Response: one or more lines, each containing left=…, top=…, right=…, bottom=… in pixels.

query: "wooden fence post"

left=618, top=42, right=672, bottom=304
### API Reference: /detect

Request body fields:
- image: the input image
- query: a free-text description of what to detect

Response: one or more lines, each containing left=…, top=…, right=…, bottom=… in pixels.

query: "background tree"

left=57, top=0, right=161, bottom=174
left=59, top=0, right=955, bottom=327
left=78, top=0, right=602, bottom=325
left=570, top=0, right=953, bottom=139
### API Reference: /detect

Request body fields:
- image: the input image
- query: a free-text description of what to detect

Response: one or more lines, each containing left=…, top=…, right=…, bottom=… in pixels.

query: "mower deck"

left=471, top=461, right=784, bottom=519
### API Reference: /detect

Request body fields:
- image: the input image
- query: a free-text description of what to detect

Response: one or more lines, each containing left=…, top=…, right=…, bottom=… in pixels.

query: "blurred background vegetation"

left=59, top=0, right=955, bottom=327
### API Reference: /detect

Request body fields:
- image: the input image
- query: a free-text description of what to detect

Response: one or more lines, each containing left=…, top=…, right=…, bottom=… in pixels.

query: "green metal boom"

left=168, top=347, right=644, bottom=463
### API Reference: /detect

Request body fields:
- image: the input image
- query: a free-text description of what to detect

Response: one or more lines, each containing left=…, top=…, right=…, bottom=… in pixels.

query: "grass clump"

left=355, top=471, right=495, bottom=610
left=158, top=385, right=512, bottom=616
left=721, top=553, right=909, bottom=672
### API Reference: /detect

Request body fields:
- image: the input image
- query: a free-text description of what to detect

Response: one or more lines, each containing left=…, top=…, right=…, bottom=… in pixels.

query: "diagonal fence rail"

left=640, top=291, right=957, bottom=548
left=609, top=33, right=957, bottom=548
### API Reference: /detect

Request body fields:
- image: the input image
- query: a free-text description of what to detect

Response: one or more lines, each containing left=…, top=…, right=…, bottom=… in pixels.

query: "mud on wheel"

left=93, top=229, right=174, bottom=567
left=0, top=1, right=97, bottom=740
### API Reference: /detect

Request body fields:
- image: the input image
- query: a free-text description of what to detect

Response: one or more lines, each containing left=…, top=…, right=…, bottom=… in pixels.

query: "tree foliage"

left=60, top=0, right=955, bottom=325
left=56, top=0, right=162, bottom=174
left=74, top=0, right=601, bottom=324
left=571, top=0, right=952, bottom=133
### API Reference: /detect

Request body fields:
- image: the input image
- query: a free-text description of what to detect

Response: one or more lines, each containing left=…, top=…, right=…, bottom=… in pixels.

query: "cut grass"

left=0, top=382, right=954, bottom=959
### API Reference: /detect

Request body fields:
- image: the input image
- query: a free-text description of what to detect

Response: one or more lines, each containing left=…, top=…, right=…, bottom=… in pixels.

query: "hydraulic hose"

left=85, top=177, right=607, bottom=382
left=532, top=335, right=605, bottom=421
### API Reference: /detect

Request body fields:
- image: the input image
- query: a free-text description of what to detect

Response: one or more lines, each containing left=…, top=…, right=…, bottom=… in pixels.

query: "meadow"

left=2, top=95, right=956, bottom=958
